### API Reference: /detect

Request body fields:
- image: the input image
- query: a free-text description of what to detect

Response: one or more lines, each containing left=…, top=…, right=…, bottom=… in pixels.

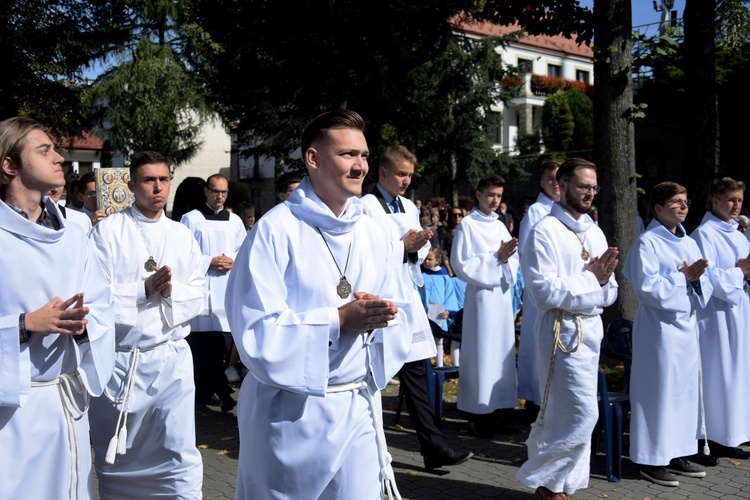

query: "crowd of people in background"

left=2, top=112, right=749, bottom=500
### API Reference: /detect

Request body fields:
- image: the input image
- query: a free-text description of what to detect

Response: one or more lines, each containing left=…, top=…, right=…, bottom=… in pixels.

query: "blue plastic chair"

left=601, top=319, right=633, bottom=391
left=593, top=370, right=630, bottom=482
left=394, top=325, right=461, bottom=428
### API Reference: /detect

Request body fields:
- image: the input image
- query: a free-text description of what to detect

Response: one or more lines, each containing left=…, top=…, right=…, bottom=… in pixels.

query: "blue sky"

left=580, top=0, right=685, bottom=34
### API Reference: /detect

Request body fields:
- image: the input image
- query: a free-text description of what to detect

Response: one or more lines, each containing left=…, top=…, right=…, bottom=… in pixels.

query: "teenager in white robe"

left=225, top=111, right=411, bottom=500
left=88, top=152, right=208, bottom=498
left=624, top=181, right=712, bottom=487
left=516, top=160, right=560, bottom=419
left=0, top=117, right=115, bottom=500
left=691, top=178, right=750, bottom=458
left=516, top=159, right=619, bottom=499
left=451, top=174, right=520, bottom=437
left=362, top=145, right=472, bottom=469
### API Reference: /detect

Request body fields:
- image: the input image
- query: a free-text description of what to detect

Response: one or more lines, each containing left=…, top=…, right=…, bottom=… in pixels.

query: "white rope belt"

left=32, top=372, right=90, bottom=500
left=104, top=347, right=142, bottom=464
left=537, top=309, right=595, bottom=427
left=105, top=339, right=176, bottom=463
left=326, top=380, right=401, bottom=500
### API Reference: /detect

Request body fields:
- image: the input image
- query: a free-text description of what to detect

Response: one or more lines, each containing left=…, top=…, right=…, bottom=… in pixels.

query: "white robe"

left=450, top=208, right=519, bottom=413
left=692, top=213, right=750, bottom=447
left=88, top=206, right=208, bottom=498
left=624, top=219, right=713, bottom=465
left=0, top=198, right=115, bottom=500
left=361, top=189, right=435, bottom=362
left=516, top=203, right=618, bottom=495
left=225, top=177, right=411, bottom=500
left=180, top=208, right=246, bottom=331
left=517, top=193, right=555, bottom=403
left=58, top=202, right=93, bottom=234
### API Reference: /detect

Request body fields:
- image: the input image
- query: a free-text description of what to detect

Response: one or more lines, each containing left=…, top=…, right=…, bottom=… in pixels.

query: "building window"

left=518, top=58, right=533, bottom=74
left=576, top=70, right=590, bottom=83
left=489, top=112, right=502, bottom=146
left=547, top=64, right=562, bottom=77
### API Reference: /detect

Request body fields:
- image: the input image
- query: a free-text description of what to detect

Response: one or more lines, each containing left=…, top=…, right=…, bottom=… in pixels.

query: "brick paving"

left=193, top=383, right=750, bottom=500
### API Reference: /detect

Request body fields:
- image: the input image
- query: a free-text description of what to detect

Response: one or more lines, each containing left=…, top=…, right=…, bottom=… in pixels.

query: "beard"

left=564, top=189, right=593, bottom=215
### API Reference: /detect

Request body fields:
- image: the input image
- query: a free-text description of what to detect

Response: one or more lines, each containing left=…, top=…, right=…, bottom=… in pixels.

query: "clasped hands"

left=403, top=228, right=433, bottom=253
left=145, top=264, right=172, bottom=298
left=497, top=238, right=519, bottom=263
left=25, top=292, right=89, bottom=336
left=680, top=258, right=708, bottom=282
left=338, top=292, right=398, bottom=333
left=587, top=247, right=620, bottom=285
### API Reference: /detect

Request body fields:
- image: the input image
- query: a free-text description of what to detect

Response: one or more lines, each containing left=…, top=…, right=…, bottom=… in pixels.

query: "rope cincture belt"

left=537, top=309, right=595, bottom=427
left=327, top=380, right=402, bottom=500
left=32, top=372, right=90, bottom=500
left=105, top=340, right=170, bottom=464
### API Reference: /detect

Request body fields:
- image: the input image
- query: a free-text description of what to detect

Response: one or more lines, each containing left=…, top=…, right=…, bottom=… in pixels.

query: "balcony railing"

left=502, top=74, right=594, bottom=97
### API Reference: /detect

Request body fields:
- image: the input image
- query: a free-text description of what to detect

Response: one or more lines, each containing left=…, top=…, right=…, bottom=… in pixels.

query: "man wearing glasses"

left=74, top=171, right=107, bottom=226
left=181, top=174, right=247, bottom=411
left=624, top=181, right=713, bottom=487
left=517, top=158, right=619, bottom=499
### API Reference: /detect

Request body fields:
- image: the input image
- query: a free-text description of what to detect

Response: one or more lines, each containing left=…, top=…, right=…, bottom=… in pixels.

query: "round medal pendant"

left=145, top=256, right=157, bottom=272
left=581, top=247, right=590, bottom=261
left=337, top=276, right=352, bottom=299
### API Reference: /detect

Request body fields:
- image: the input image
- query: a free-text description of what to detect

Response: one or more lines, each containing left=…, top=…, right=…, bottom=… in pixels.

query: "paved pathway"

left=194, top=383, right=750, bottom=499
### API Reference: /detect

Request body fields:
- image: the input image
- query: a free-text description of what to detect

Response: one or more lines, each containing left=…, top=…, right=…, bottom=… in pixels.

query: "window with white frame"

left=547, top=64, right=562, bottom=77
left=576, top=69, right=590, bottom=83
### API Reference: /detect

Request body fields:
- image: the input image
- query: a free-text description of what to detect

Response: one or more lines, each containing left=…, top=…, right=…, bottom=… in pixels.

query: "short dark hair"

left=129, top=151, right=168, bottom=177
left=277, top=171, right=304, bottom=194
left=541, top=159, right=561, bottom=176
left=78, top=171, right=97, bottom=188
left=556, top=158, right=596, bottom=182
left=476, top=173, right=505, bottom=192
left=710, top=177, right=745, bottom=198
left=650, top=181, right=687, bottom=213
left=206, top=173, right=228, bottom=188
left=300, top=109, right=366, bottom=154
left=379, top=145, right=417, bottom=171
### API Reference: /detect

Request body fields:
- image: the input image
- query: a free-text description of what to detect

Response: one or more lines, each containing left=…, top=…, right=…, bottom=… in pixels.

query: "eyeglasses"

left=568, top=181, right=601, bottom=195
left=665, top=198, right=691, bottom=208
left=208, top=188, right=228, bottom=196
left=451, top=212, right=463, bottom=217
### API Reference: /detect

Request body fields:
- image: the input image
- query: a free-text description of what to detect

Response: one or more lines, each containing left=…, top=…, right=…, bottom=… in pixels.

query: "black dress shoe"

left=221, top=397, right=237, bottom=413
left=196, top=394, right=223, bottom=406
left=708, top=440, right=750, bottom=459
left=467, top=421, right=494, bottom=439
left=690, top=452, right=719, bottom=467
left=424, top=448, right=474, bottom=469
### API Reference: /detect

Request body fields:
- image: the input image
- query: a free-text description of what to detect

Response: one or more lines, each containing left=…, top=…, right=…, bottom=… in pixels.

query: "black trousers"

left=186, top=330, right=233, bottom=402
left=398, top=360, right=448, bottom=456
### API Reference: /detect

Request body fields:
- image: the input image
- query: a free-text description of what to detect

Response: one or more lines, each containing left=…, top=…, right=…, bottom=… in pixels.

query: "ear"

left=475, top=190, right=482, bottom=200
left=2, top=157, right=19, bottom=179
left=305, top=148, right=318, bottom=171
left=127, top=179, right=135, bottom=193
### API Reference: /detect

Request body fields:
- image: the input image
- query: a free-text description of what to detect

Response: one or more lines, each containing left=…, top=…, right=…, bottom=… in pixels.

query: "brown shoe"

left=535, top=486, right=569, bottom=500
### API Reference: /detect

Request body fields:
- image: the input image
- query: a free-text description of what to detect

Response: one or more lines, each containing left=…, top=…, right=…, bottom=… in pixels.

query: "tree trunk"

left=593, top=0, right=639, bottom=325
left=683, top=0, right=717, bottom=232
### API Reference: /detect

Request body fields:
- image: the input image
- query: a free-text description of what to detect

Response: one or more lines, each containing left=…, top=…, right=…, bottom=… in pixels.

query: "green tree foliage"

left=565, top=88, right=594, bottom=151
left=182, top=0, right=525, bottom=199
left=0, top=0, right=130, bottom=137
left=541, top=92, right=574, bottom=153
left=84, top=0, right=212, bottom=166
left=85, top=37, right=209, bottom=166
